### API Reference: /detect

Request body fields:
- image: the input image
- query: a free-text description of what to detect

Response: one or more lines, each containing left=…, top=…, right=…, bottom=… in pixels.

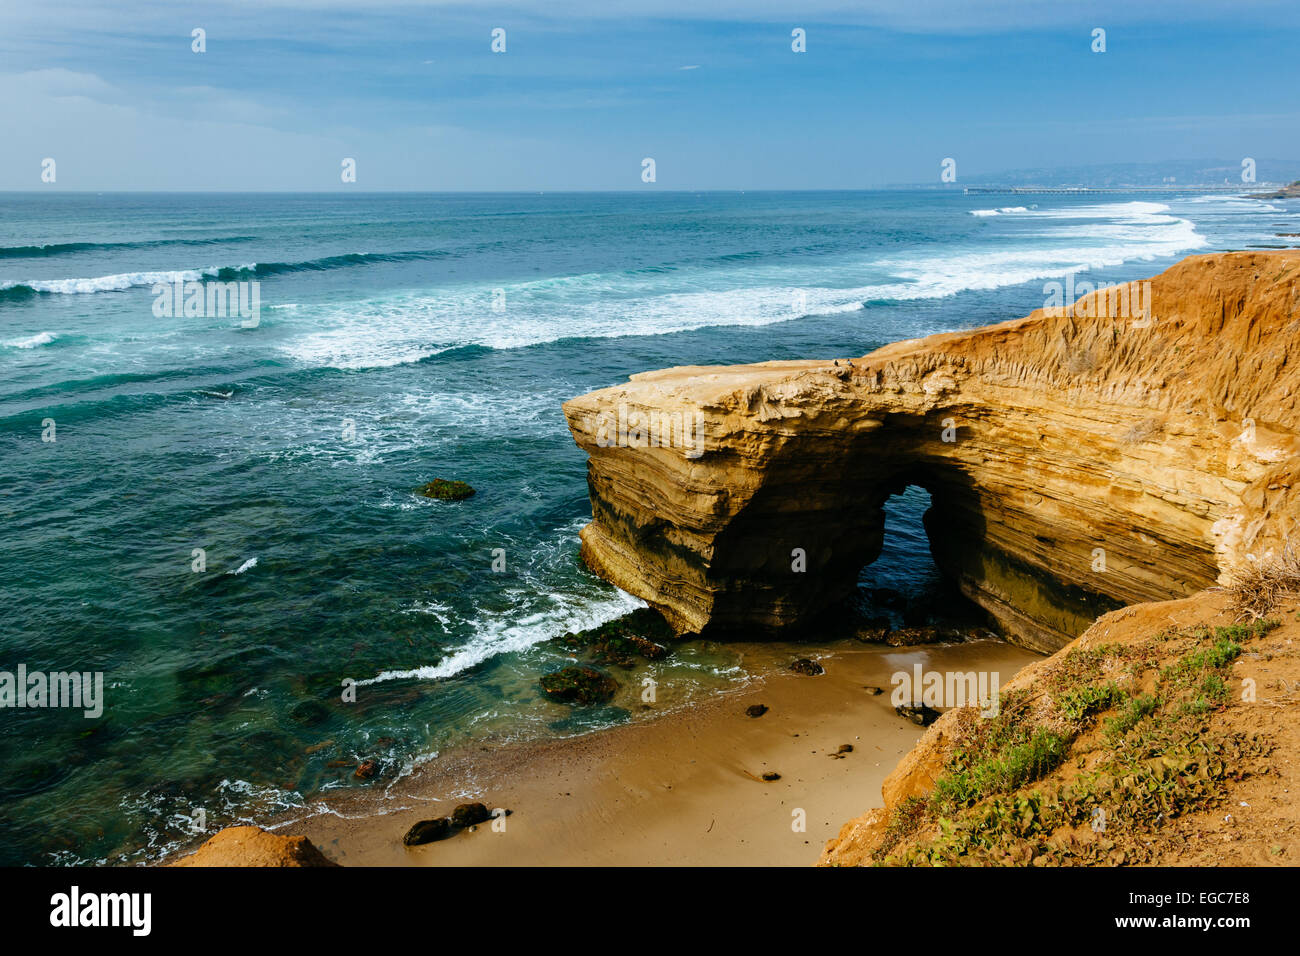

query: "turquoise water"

left=0, top=190, right=1293, bottom=864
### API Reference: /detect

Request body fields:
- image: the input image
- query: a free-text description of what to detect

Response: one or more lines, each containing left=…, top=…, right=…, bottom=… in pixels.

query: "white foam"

left=277, top=197, right=1208, bottom=370
left=969, top=206, right=1029, bottom=216
left=1, top=269, right=203, bottom=294
left=228, top=557, right=258, bottom=575
left=359, top=587, right=646, bottom=686
left=3, top=331, right=57, bottom=348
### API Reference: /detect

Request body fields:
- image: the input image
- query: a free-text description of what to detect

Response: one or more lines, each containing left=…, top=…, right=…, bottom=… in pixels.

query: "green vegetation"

left=1058, top=681, right=1123, bottom=721
left=873, top=620, right=1278, bottom=866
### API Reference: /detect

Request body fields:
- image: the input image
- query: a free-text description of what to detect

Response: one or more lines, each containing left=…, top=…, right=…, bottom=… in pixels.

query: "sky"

left=0, top=0, right=1297, bottom=190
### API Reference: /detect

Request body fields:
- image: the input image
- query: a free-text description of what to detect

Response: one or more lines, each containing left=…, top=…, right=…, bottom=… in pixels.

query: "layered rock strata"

left=564, top=252, right=1300, bottom=652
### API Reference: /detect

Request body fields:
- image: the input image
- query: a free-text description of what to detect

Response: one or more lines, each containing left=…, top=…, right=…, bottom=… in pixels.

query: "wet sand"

left=286, top=638, right=1040, bottom=866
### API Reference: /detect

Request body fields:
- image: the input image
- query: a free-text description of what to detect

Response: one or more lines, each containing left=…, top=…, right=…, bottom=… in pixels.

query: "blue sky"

left=1, top=0, right=1297, bottom=189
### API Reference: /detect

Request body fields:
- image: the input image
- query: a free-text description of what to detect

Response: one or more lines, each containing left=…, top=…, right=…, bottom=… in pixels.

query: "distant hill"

left=901, top=159, right=1300, bottom=189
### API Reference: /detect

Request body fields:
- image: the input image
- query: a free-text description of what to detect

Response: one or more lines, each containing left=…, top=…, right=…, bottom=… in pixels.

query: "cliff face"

left=564, top=252, right=1300, bottom=652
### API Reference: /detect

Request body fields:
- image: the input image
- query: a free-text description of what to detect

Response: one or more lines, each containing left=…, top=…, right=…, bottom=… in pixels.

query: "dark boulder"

left=451, top=802, right=491, bottom=828
left=402, top=818, right=452, bottom=846
left=790, top=658, right=825, bottom=676
left=896, top=703, right=942, bottom=726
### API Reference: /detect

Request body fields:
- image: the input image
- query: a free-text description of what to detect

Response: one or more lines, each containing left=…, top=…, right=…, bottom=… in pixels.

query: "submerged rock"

left=790, top=658, right=825, bottom=676
left=354, top=759, right=380, bottom=779
left=402, top=818, right=452, bottom=846
left=539, top=665, right=619, bottom=705
left=415, top=479, right=476, bottom=500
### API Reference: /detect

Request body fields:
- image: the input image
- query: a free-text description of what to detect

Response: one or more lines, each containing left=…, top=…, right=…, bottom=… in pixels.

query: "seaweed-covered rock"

left=415, top=479, right=476, bottom=500
left=539, top=665, right=619, bottom=705
left=354, top=759, right=380, bottom=779
left=790, top=658, right=825, bottom=676
left=556, top=608, right=672, bottom=668
left=402, top=818, right=452, bottom=846
left=882, top=626, right=966, bottom=647
left=854, top=616, right=893, bottom=643
left=451, top=802, right=491, bottom=828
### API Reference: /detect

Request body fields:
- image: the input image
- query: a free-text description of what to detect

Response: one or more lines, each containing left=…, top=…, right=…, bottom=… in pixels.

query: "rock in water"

left=554, top=608, right=672, bottom=668
left=746, top=703, right=769, bottom=717
left=790, top=658, right=824, bottom=676
left=403, top=818, right=452, bottom=846
left=415, top=479, right=476, bottom=500
left=539, top=665, right=619, bottom=705
left=451, top=802, right=491, bottom=828
left=354, top=759, right=379, bottom=779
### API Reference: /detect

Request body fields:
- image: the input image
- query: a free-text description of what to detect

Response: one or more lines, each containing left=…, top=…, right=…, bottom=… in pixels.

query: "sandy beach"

left=282, top=638, right=1039, bottom=866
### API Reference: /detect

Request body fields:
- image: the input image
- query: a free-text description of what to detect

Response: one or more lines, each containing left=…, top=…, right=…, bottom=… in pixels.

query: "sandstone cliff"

left=564, top=251, right=1300, bottom=653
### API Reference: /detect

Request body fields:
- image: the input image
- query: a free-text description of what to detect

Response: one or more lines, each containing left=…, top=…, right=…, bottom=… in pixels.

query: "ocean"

left=0, top=189, right=1294, bottom=865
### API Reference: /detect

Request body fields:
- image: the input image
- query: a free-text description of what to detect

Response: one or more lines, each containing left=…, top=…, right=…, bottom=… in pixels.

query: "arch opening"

left=851, top=484, right=988, bottom=638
